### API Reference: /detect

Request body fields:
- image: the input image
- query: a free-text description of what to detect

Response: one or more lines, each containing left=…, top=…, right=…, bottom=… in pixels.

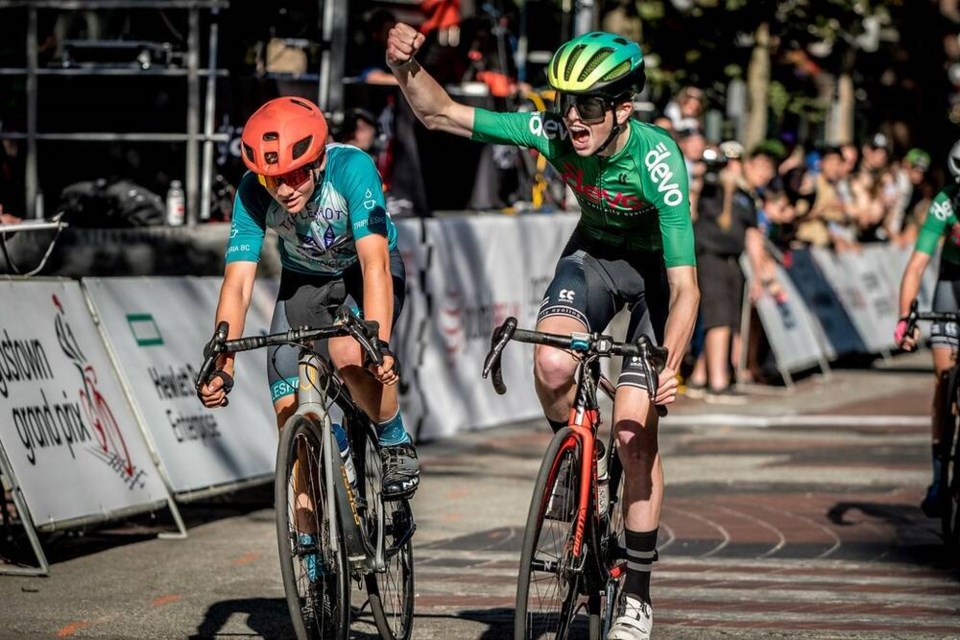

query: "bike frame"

left=291, top=347, right=398, bottom=573
left=565, top=357, right=604, bottom=561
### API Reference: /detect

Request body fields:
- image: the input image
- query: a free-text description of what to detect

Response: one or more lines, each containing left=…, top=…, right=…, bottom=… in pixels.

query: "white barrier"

left=415, top=214, right=578, bottom=439
left=83, top=277, right=278, bottom=497
left=0, top=278, right=174, bottom=573
left=739, top=256, right=830, bottom=380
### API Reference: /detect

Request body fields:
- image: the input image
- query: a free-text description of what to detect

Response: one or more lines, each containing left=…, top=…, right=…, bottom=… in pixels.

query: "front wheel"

left=515, top=427, right=589, bottom=640
left=276, top=415, right=350, bottom=640
left=354, top=420, right=416, bottom=640
left=945, top=371, right=960, bottom=549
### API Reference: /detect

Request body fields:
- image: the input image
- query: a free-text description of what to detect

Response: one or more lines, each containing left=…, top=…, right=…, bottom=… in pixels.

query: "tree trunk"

left=744, top=22, right=770, bottom=151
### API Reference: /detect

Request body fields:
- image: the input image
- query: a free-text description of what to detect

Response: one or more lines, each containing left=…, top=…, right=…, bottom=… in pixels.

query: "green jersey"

left=471, top=109, right=695, bottom=267
left=915, top=183, right=960, bottom=270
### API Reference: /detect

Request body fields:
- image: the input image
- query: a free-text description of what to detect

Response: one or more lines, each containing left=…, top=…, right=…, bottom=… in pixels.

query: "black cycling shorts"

left=537, top=226, right=670, bottom=391
left=267, top=250, right=406, bottom=402
left=931, top=279, right=960, bottom=350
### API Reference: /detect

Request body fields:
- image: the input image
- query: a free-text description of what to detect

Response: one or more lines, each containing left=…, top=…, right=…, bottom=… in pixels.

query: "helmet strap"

left=595, top=105, right=626, bottom=155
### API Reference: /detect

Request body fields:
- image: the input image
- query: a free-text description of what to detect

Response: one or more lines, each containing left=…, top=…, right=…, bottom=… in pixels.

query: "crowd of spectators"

left=649, top=84, right=945, bottom=400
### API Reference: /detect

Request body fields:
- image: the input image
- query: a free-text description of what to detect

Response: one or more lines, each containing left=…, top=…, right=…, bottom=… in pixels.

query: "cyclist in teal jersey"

left=388, top=24, right=699, bottom=639
left=198, top=96, right=420, bottom=498
left=896, top=140, right=960, bottom=517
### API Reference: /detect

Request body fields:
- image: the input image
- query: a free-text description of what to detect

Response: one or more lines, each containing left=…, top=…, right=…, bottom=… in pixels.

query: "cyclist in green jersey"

left=895, top=140, right=960, bottom=517
left=388, top=24, right=700, bottom=639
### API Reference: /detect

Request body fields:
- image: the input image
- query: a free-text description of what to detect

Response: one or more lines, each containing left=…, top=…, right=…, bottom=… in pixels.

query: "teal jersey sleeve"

left=915, top=186, right=958, bottom=256
left=225, top=172, right=271, bottom=263
left=471, top=109, right=568, bottom=160
left=640, top=135, right=695, bottom=267
left=330, top=147, right=393, bottom=245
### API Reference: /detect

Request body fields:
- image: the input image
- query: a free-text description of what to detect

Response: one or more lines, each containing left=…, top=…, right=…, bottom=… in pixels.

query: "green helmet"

left=547, top=31, right=646, bottom=97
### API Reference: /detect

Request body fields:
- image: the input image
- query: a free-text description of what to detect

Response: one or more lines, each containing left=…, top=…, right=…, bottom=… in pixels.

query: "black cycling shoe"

left=381, top=443, right=420, bottom=499
left=921, top=482, right=944, bottom=518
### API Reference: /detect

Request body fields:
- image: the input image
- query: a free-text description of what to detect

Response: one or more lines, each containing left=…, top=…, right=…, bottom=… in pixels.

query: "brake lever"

left=195, top=321, right=229, bottom=393
left=338, top=306, right=383, bottom=367
left=638, top=337, right=668, bottom=418
left=483, top=317, right=517, bottom=395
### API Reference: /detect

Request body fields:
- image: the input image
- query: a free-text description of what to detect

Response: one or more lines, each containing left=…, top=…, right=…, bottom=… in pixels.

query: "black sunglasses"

left=555, top=93, right=613, bottom=125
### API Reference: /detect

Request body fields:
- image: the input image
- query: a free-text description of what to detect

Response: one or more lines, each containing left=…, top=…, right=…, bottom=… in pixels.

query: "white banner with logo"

left=83, top=277, right=277, bottom=495
left=417, top=215, right=578, bottom=439
left=0, top=279, right=171, bottom=527
left=810, top=246, right=899, bottom=354
left=740, top=256, right=828, bottom=375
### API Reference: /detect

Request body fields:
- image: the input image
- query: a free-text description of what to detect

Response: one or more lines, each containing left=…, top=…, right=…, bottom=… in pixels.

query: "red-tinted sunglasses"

left=257, top=161, right=319, bottom=191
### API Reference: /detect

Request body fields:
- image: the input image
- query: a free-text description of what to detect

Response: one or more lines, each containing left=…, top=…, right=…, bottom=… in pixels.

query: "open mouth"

left=569, top=126, right=590, bottom=146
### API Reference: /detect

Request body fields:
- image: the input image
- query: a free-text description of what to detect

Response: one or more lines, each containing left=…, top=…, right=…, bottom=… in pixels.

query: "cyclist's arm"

left=216, top=173, right=269, bottom=374
left=898, top=251, right=931, bottom=318
left=341, top=149, right=394, bottom=345
left=901, top=188, right=953, bottom=315
left=213, top=261, right=258, bottom=376
left=662, top=266, right=700, bottom=374
left=356, top=234, right=394, bottom=345
left=392, top=58, right=476, bottom=138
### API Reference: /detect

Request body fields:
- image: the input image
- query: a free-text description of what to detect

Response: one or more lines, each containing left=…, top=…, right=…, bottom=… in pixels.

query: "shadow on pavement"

left=188, top=596, right=291, bottom=639
left=827, top=500, right=960, bottom=572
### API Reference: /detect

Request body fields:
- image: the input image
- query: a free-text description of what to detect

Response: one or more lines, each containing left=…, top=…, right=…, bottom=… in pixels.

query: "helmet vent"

left=602, top=60, right=631, bottom=82
left=292, top=136, right=313, bottom=160
left=262, top=132, right=279, bottom=141
left=565, top=44, right=586, bottom=82
left=242, top=143, right=255, bottom=163
left=614, top=37, right=628, bottom=45
left=289, top=98, right=314, bottom=111
left=579, top=48, right=614, bottom=82
left=264, top=152, right=279, bottom=165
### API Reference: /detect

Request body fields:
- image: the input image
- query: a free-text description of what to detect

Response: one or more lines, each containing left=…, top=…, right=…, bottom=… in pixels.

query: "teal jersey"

left=225, top=144, right=397, bottom=275
left=915, top=183, right=960, bottom=266
left=471, top=109, right=695, bottom=267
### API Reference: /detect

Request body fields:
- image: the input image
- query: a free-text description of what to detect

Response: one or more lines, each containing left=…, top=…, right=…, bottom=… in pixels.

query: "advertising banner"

left=416, top=215, right=578, bottom=439
left=83, top=277, right=277, bottom=495
left=740, top=256, right=828, bottom=375
left=0, top=279, right=170, bottom=527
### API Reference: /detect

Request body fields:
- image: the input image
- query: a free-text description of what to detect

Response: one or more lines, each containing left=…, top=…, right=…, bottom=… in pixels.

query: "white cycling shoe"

left=607, top=594, right=653, bottom=640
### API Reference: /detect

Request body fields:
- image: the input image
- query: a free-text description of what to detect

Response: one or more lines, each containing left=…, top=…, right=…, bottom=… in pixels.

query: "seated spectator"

left=664, top=86, right=704, bottom=132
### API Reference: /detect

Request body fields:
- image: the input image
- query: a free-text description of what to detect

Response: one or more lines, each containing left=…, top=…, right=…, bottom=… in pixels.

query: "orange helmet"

left=240, top=97, right=328, bottom=175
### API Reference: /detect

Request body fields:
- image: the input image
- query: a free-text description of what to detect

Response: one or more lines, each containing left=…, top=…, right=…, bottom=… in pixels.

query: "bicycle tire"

left=515, top=427, right=589, bottom=640
left=353, top=419, right=415, bottom=640
left=276, top=415, right=350, bottom=640
left=945, top=368, right=960, bottom=548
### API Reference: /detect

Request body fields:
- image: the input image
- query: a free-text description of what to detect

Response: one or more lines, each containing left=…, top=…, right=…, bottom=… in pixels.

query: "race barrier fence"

left=0, top=216, right=931, bottom=573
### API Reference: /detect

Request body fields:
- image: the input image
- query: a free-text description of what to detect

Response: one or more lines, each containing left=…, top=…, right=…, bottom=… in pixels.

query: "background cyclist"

left=197, top=96, right=420, bottom=499
left=895, top=140, right=960, bottom=518
left=387, top=24, right=699, bottom=640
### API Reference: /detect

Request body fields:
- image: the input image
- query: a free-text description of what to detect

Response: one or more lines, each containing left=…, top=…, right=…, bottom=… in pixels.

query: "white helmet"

left=950, top=140, right=960, bottom=180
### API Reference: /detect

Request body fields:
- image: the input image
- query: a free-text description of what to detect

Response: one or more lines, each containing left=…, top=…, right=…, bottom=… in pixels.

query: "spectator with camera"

left=686, top=147, right=775, bottom=402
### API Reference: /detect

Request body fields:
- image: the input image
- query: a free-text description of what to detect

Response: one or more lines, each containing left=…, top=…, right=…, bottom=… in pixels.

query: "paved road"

left=2, top=353, right=959, bottom=639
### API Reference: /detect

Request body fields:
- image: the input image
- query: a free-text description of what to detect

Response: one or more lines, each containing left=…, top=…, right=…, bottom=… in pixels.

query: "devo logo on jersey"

left=931, top=199, right=954, bottom=222
left=528, top=113, right=570, bottom=141
left=644, top=142, right=684, bottom=207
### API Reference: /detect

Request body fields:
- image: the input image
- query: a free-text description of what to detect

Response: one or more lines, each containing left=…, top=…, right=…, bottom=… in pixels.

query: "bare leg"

left=533, top=316, right=587, bottom=423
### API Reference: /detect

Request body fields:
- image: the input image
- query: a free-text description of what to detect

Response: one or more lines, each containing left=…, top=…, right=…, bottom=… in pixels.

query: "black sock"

left=547, top=418, right=567, bottom=433
left=623, top=528, right=658, bottom=604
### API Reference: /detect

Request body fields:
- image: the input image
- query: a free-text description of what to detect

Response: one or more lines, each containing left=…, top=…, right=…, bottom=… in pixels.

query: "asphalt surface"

left=2, top=351, right=959, bottom=639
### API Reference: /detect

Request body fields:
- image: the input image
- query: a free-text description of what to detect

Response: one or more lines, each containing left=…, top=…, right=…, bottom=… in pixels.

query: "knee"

left=534, top=346, right=576, bottom=391
left=329, top=338, right=362, bottom=370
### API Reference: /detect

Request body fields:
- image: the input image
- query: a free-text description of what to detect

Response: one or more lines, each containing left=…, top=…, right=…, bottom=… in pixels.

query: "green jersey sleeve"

left=471, top=109, right=567, bottom=160
left=640, top=136, right=695, bottom=267
left=225, top=172, right=271, bottom=263
left=915, top=187, right=958, bottom=256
